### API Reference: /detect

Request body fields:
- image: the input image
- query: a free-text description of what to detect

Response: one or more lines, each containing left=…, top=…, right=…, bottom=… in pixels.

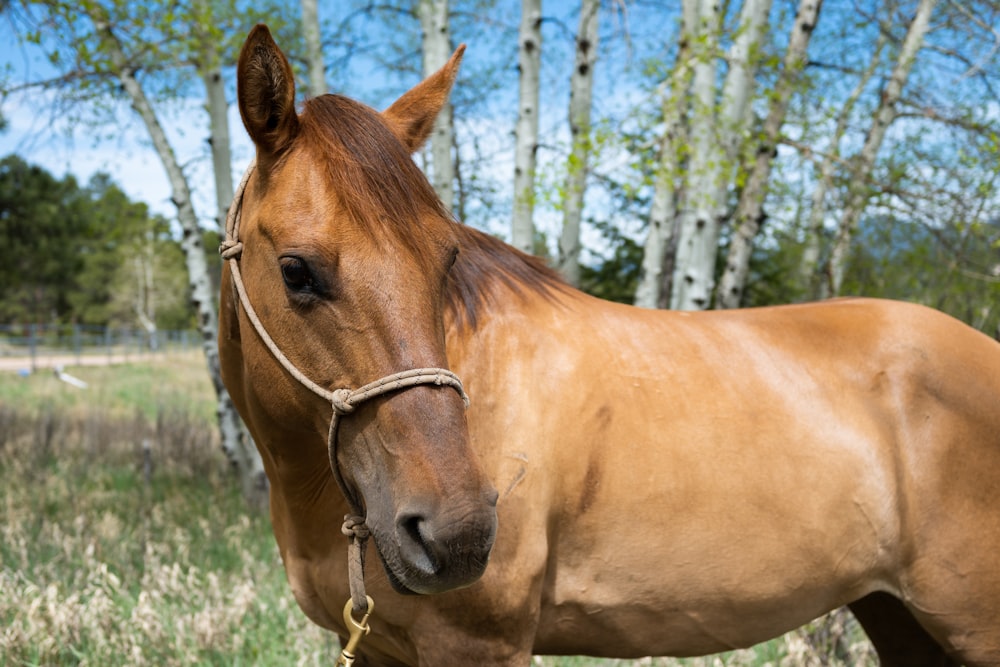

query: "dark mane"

left=299, top=93, right=567, bottom=331
left=447, top=225, right=568, bottom=330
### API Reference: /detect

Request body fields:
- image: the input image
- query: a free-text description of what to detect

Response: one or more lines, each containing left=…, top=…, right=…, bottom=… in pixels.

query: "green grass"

left=0, top=357, right=873, bottom=665
left=0, top=351, right=216, bottom=424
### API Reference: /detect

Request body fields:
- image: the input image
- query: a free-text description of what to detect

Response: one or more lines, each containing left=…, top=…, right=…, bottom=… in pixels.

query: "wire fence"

left=0, top=323, right=202, bottom=372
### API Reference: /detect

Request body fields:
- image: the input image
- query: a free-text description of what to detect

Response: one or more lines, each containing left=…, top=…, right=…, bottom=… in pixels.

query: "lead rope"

left=327, top=368, right=469, bottom=616
left=221, top=161, right=470, bottom=660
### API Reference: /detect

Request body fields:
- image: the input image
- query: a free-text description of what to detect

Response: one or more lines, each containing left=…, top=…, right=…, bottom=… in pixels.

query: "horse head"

left=226, top=24, right=497, bottom=596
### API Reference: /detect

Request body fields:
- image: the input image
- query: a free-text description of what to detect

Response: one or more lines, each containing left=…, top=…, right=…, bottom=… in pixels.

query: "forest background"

left=1, top=0, right=999, bottom=505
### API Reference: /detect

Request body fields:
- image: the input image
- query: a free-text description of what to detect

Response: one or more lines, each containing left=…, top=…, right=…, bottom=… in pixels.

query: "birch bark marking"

left=418, top=0, right=456, bottom=211
left=634, top=1, right=696, bottom=308
left=824, top=0, right=937, bottom=297
left=89, top=12, right=266, bottom=506
left=512, top=0, right=543, bottom=255
left=557, top=0, right=599, bottom=287
left=716, top=0, right=823, bottom=309
left=301, top=0, right=327, bottom=97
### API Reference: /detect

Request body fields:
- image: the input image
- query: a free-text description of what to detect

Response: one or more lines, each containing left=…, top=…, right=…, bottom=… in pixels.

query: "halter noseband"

left=220, top=160, right=470, bottom=619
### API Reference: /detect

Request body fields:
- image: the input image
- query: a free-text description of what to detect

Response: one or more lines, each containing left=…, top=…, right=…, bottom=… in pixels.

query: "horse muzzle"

left=379, top=491, right=499, bottom=595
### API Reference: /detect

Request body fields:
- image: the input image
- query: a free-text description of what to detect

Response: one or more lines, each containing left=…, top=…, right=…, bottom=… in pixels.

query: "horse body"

left=448, top=274, right=1000, bottom=662
left=220, top=25, right=1000, bottom=666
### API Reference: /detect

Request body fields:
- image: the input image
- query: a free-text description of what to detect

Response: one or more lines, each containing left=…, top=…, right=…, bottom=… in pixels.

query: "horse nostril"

left=396, top=512, right=439, bottom=576
left=393, top=502, right=497, bottom=591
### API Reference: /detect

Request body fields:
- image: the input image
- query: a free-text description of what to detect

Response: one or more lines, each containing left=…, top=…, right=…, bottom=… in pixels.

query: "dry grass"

left=0, top=359, right=336, bottom=665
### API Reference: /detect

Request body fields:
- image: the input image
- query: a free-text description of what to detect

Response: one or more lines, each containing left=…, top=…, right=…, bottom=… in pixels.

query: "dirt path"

left=0, top=353, right=160, bottom=372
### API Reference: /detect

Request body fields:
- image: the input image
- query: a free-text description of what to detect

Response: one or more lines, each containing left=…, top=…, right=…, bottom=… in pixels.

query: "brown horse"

left=219, top=24, right=1000, bottom=667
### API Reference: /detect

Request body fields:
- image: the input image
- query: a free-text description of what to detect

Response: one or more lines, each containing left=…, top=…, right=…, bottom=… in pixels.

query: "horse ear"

left=382, top=45, right=465, bottom=153
left=237, top=24, right=299, bottom=159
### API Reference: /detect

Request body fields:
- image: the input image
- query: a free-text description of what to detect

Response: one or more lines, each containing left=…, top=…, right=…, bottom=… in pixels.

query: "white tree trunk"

left=418, top=0, right=455, bottom=211
left=203, top=67, right=233, bottom=234
left=557, top=0, right=599, bottom=287
left=90, top=13, right=267, bottom=508
left=633, top=2, right=696, bottom=308
left=301, top=0, right=327, bottom=98
left=133, top=233, right=157, bottom=337
left=670, top=0, right=723, bottom=310
left=824, top=0, right=937, bottom=297
left=671, top=0, right=772, bottom=311
left=716, top=0, right=823, bottom=309
left=511, top=0, right=542, bottom=255
left=632, top=132, right=681, bottom=308
left=797, top=33, right=886, bottom=298
left=718, top=0, right=773, bottom=165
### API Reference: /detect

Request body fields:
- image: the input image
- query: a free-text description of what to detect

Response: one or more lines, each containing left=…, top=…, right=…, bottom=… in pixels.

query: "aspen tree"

left=86, top=7, right=267, bottom=507
left=512, top=0, right=543, bottom=255
left=557, top=0, right=599, bottom=286
left=671, top=0, right=771, bottom=310
left=716, top=0, right=823, bottom=309
left=634, top=1, right=697, bottom=309
left=418, top=0, right=457, bottom=210
left=301, top=0, right=326, bottom=97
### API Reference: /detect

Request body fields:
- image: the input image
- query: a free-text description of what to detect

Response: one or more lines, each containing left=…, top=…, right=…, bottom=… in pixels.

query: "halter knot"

left=342, top=515, right=370, bottom=540
left=219, top=239, right=243, bottom=260
left=331, top=388, right=356, bottom=415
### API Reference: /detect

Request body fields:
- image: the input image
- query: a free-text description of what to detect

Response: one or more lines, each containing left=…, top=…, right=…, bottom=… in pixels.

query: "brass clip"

left=335, top=596, right=375, bottom=667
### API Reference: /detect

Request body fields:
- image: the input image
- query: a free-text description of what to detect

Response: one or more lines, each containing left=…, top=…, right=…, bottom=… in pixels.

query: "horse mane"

left=446, top=224, right=567, bottom=330
left=299, top=93, right=567, bottom=332
left=299, top=94, right=451, bottom=261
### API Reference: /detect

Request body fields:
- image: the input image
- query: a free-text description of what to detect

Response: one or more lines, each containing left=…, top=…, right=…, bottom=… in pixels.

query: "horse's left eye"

left=280, top=257, right=314, bottom=293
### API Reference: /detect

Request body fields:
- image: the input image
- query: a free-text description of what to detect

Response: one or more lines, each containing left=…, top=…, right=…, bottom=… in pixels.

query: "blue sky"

left=0, top=1, right=676, bottom=239
left=5, top=0, right=993, bottom=261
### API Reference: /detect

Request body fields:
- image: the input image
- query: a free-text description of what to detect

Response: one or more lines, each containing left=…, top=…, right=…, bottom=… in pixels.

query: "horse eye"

left=280, top=257, right=314, bottom=292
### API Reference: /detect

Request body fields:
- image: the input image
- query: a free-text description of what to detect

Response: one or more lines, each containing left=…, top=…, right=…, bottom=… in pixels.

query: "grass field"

left=0, top=354, right=874, bottom=665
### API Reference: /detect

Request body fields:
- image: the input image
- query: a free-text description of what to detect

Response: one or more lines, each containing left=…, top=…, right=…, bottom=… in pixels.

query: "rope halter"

left=221, top=160, right=470, bottom=617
